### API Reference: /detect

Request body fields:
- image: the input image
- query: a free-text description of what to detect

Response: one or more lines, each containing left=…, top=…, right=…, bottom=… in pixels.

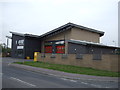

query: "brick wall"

left=37, top=53, right=120, bottom=72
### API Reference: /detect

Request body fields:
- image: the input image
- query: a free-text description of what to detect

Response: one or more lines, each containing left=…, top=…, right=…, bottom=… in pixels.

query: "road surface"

left=2, top=57, right=119, bottom=88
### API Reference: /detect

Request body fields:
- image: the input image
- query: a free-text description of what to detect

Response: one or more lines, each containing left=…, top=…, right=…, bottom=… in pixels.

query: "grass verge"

left=14, top=61, right=120, bottom=77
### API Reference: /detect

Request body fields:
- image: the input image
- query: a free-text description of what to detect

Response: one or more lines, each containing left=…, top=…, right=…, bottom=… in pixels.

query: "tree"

left=0, top=45, right=1, bottom=57
left=0, top=43, right=11, bottom=57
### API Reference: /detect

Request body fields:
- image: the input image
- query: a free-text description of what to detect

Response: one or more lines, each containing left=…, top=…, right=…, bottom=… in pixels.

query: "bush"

left=0, top=43, right=11, bottom=57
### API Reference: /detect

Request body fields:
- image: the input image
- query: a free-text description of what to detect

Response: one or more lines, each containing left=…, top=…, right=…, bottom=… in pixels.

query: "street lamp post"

left=6, top=36, right=12, bottom=56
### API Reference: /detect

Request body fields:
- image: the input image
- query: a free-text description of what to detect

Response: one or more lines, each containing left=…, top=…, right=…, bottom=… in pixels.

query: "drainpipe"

left=64, top=33, right=66, bottom=54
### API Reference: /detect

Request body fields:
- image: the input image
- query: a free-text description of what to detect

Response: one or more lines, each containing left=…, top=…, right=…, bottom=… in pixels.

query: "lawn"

left=14, top=61, right=120, bottom=77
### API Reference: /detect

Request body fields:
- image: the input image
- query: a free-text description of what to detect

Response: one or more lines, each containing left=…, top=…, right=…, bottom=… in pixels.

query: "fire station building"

left=10, top=22, right=119, bottom=59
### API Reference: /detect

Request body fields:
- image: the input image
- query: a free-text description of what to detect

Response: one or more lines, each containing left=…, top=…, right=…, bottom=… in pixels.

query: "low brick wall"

left=37, top=53, right=120, bottom=72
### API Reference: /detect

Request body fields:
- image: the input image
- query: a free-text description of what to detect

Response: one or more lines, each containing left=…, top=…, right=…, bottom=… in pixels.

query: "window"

left=55, top=41, right=65, bottom=44
left=45, top=42, right=52, bottom=46
left=44, top=40, right=65, bottom=53
left=76, top=54, right=83, bottom=59
left=18, top=39, right=24, bottom=45
left=93, top=54, right=102, bottom=60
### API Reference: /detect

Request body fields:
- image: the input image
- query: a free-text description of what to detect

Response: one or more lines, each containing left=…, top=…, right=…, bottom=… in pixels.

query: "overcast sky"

left=0, top=0, right=119, bottom=47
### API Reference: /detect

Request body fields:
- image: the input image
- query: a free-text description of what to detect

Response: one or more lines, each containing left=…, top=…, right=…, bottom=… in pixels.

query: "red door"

left=56, top=46, right=65, bottom=53
left=45, top=46, right=52, bottom=53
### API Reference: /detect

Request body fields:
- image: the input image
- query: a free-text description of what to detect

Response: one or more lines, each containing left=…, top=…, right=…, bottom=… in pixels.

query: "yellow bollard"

left=26, top=56, right=30, bottom=59
left=34, top=52, right=39, bottom=62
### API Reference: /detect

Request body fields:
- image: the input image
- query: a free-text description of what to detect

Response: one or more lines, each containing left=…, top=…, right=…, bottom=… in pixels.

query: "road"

left=1, top=57, right=119, bottom=88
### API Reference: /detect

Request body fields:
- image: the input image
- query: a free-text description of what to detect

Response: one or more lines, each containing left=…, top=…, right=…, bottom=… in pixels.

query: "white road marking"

left=8, top=63, right=11, bottom=65
left=69, top=80, right=77, bottom=82
left=90, top=84, right=102, bottom=88
left=105, top=87, right=110, bottom=88
left=81, top=81, right=101, bottom=88
left=48, top=74, right=57, bottom=76
left=10, top=77, right=36, bottom=87
left=81, top=81, right=105, bottom=88
left=61, top=78, right=68, bottom=81
left=81, top=82, right=88, bottom=85
left=61, top=78, right=77, bottom=82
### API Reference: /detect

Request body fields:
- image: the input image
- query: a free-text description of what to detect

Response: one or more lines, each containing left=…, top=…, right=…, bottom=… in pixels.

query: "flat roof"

left=68, top=39, right=120, bottom=49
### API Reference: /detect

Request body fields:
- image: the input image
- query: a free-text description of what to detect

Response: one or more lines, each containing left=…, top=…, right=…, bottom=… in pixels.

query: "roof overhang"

left=39, top=22, right=104, bottom=39
left=68, top=39, right=120, bottom=49
left=10, top=31, right=39, bottom=38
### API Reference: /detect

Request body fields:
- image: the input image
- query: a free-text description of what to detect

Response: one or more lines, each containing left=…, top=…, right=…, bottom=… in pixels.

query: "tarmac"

left=9, top=63, right=119, bottom=82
